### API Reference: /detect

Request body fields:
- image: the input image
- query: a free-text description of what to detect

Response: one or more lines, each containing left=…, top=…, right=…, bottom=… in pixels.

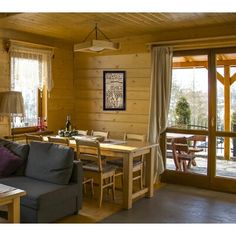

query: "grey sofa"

left=0, top=138, right=83, bottom=223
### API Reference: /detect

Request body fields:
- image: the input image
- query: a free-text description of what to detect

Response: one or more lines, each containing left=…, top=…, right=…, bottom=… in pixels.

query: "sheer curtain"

left=10, top=44, right=54, bottom=92
left=10, top=42, right=53, bottom=127
left=148, top=46, right=173, bottom=181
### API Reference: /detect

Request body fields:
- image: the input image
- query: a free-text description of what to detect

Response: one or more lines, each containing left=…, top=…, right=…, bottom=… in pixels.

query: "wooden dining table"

left=46, top=136, right=158, bottom=209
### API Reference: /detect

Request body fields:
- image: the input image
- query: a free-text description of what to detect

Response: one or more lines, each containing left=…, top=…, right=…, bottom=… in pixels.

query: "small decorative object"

left=37, top=117, right=47, bottom=131
left=58, top=129, right=78, bottom=137
left=64, top=131, right=70, bottom=137
left=103, top=71, right=126, bottom=110
left=65, top=115, right=72, bottom=131
left=58, top=130, right=65, bottom=137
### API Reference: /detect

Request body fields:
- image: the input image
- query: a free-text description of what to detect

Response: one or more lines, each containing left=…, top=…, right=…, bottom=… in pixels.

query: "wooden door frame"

left=161, top=47, right=236, bottom=194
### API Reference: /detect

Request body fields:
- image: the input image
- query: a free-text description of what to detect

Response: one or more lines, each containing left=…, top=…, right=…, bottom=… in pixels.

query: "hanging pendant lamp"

left=74, top=23, right=120, bottom=53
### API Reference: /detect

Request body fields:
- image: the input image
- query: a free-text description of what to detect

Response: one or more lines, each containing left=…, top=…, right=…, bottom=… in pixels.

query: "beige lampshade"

left=74, top=24, right=120, bottom=53
left=74, top=40, right=120, bottom=53
left=0, top=91, right=25, bottom=115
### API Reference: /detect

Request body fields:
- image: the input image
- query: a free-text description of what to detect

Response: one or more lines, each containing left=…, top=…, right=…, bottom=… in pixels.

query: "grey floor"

left=101, top=184, right=236, bottom=223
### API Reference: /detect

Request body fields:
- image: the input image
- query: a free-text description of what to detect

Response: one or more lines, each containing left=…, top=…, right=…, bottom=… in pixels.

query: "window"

left=168, top=55, right=208, bottom=130
left=166, top=53, right=209, bottom=175
left=10, top=42, right=53, bottom=128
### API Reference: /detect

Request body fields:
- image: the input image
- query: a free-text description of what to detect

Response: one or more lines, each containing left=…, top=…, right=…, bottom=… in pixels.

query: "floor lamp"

left=0, top=91, right=25, bottom=141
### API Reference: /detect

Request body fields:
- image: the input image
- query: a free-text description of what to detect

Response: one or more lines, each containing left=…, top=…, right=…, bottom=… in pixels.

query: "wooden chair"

left=171, top=137, right=196, bottom=172
left=77, top=130, right=88, bottom=135
left=83, top=177, right=94, bottom=196
left=107, top=133, right=146, bottom=191
left=187, top=135, right=205, bottom=166
left=91, top=130, right=109, bottom=139
left=75, top=139, right=116, bottom=207
left=188, top=135, right=206, bottom=151
left=25, top=134, right=43, bottom=144
left=47, top=136, right=70, bottom=146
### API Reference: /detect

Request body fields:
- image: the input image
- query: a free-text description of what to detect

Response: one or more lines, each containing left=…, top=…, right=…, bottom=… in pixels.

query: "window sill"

left=4, top=128, right=53, bottom=141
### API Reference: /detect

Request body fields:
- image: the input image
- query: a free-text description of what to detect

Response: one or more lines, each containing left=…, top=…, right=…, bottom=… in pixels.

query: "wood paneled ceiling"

left=1, top=13, right=236, bottom=43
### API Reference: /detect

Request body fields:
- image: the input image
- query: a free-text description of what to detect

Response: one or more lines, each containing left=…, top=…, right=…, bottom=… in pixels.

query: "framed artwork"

left=103, top=71, right=126, bottom=110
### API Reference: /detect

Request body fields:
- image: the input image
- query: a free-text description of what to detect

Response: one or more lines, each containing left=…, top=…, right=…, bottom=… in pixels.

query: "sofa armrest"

left=70, top=160, right=83, bottom=211
left=70, top=160, right=83, bottom=184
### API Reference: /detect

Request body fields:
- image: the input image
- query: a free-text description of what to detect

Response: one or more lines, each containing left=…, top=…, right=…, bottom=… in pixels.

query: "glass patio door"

left=162, top=47, right=236, bottom=193
left=162, top=50, right=210, bottom=188
left=211, top=48, right=236, bottom=192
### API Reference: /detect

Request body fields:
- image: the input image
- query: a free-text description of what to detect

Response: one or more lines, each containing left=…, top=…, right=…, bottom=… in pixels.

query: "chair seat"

left=189, top=147, right=203, bottom=153
left=107, top=159, right=142, bottom=167
left=83, top=163, right=117, bottom=173
left=177, top=153, right=195, bottom=161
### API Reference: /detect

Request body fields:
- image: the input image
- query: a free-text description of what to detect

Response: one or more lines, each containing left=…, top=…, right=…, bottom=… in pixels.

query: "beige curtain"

left=148, top=46, right=173, bottom=180
left=10, top=43, right=54, bottom=93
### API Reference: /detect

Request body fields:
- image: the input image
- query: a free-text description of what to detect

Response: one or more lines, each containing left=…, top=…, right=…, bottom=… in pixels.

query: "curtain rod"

left=8, top=39, right=55, bottom=50
left=147, top=35, right=236, bottom=48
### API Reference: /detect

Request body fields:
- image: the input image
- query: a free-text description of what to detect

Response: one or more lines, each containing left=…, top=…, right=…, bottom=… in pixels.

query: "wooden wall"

left=47, top=47, right=74, bottom=132
left=0, top=33, right=74, bottom=138
left=74, top=53, right=151, bottom=139
left=0, top=39, right=10, bottom=136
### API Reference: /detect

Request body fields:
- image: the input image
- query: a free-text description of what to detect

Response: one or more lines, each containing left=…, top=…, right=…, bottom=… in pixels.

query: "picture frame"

left=103, top=71, right=126, bottom=111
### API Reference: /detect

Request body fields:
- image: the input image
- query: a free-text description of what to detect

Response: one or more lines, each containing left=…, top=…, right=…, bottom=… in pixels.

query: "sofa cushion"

left=0, top=138, right=29, bottom=176
left=0, top=176, right=79, bottom=210
left=25, top=142, right=74, bottom=185
left=0, top=138, right=10, bottom=146
left=0, top=146, right=24, bottom=177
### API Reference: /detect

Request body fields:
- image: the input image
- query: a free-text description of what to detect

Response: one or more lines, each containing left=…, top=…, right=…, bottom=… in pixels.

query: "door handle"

left=211, top=117, right=215, bottom=127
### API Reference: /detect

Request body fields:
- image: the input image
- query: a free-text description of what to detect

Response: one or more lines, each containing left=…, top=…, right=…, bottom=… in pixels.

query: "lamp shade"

left=74, top=24, right=120, bottom=53
left=0, top=91, right=24, bottom=115
left=74, top=40, right=120, bottom=53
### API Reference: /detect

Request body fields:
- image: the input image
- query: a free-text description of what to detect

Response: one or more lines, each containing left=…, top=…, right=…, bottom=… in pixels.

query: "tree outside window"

left=175, top=96, right=191, bottom=128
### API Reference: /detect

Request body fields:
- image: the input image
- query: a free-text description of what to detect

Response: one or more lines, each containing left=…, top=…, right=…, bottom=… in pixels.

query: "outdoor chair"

left=171, top=137, right=197, bottom=172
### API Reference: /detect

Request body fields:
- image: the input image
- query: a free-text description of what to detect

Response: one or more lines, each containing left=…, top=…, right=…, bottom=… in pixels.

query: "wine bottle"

left=65, top=115, right=72, bottom=131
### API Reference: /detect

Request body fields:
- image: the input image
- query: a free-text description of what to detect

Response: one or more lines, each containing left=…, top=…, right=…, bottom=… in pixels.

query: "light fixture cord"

left=82, top=23, right=112, bottom=42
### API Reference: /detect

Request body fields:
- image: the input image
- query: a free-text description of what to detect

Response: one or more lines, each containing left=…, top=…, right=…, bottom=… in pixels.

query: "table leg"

left=8, top=198, right=20, bottom=223
left=123, top=154, right=133, bottom=209
left=145, top=147, right=154, bottom=198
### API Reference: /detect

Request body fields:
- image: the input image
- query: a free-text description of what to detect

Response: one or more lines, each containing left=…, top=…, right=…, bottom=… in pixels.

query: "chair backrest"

left=124, top=133, right=146, bottom=162
left=25, top=134, right=43, bottom=144
left=171, top=137, right=189, bottom=170
left=75, top=139, right=102, bottom=171
left=124, top=133, right=146, bottom=142
left=77, top=130, right=88, bottom=135
left=171, top=137, right=189, bottom=153
left=91, top=130, right=109, bottom=139
left=47, top=136, right=70, bottom=146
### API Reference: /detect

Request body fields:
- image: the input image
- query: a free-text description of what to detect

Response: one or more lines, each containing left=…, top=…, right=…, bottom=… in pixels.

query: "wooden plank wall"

left=74, top=53, right=151, bottom=139
left=0, top=38, right=74, bottom=137
left=0, top=39, right=10, bottom=137
left=47, top=47, right=74, bottom=132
